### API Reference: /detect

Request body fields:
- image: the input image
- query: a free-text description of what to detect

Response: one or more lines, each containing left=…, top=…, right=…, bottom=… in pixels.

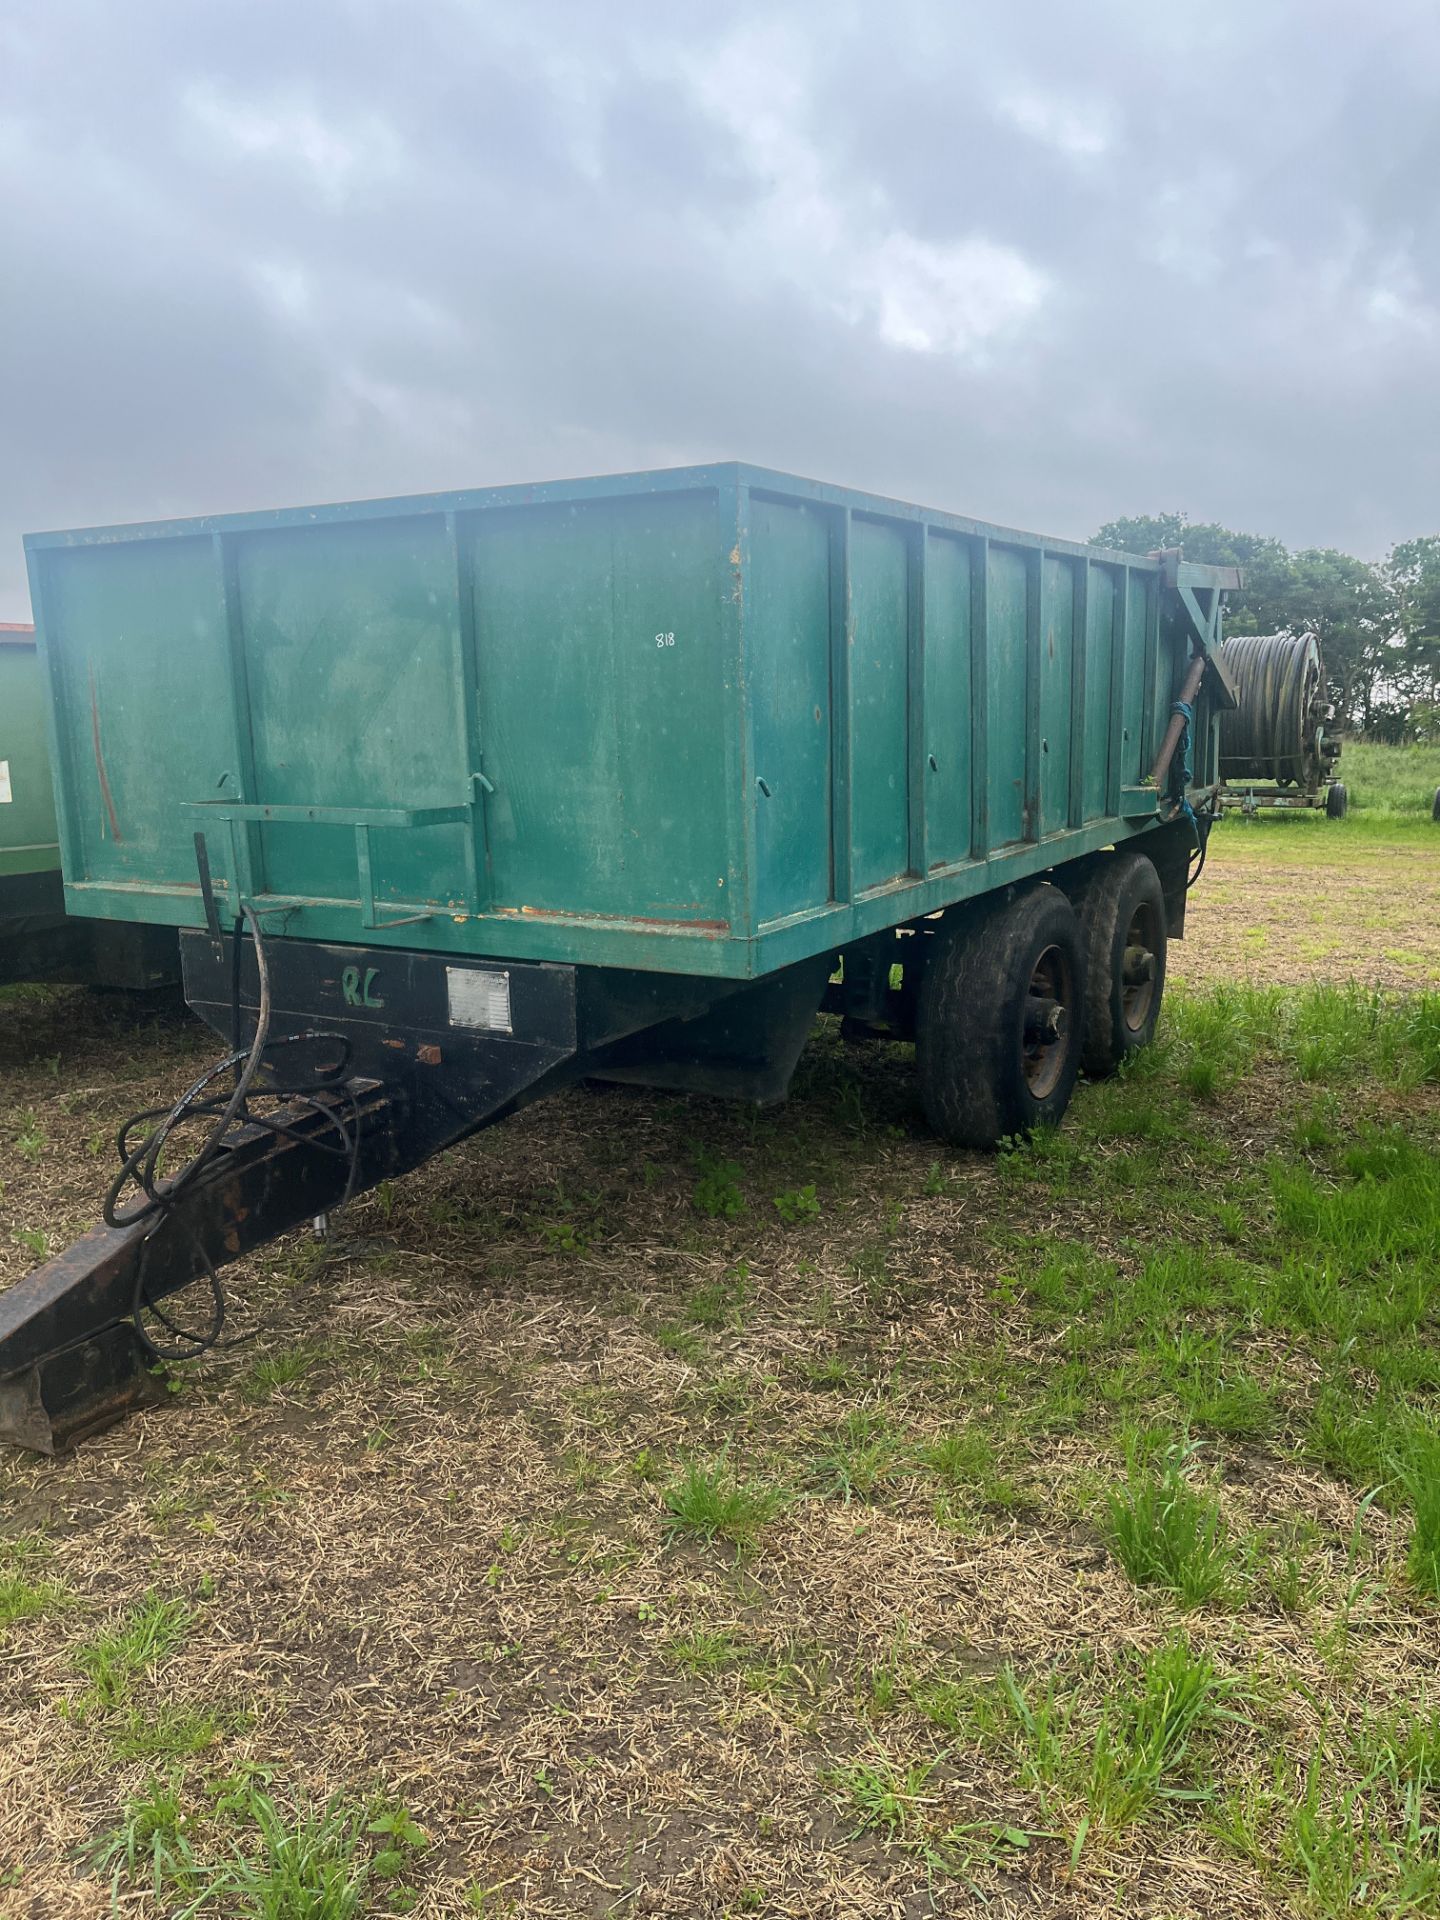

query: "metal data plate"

left=446, top=967, right=513, bottom=1034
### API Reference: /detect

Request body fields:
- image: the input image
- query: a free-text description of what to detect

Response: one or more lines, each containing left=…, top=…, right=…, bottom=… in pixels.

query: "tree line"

left=1090, top=515, right=1440, bottom=741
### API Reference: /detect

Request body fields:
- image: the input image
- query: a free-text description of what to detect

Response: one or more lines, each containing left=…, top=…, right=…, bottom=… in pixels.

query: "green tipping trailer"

left=0, top=622, right=61, bottom=898
left=0, top=621, right=176, bottom=989
left=2, top=464, right=1239, bottom=1451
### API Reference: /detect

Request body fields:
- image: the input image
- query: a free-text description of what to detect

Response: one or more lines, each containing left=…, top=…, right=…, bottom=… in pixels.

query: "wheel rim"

left=1120, top=901, right=1160, bottom=1033
left=1022, top=944, right=1074, bottom=1099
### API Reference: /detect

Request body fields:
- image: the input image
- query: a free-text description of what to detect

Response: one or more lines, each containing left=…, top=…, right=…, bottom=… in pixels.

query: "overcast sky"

left=2, top=0, right=1438, bottom=618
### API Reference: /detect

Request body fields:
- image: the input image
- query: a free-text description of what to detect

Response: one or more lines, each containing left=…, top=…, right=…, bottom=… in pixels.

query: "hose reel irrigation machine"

left=1215, top=630, right=1346, bottom=818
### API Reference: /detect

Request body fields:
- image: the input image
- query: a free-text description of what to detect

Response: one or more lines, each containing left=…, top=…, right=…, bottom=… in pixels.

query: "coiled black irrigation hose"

left=105, top=905, right=363, bottom=1362
left=1217, top=631, right=1326, bottom=785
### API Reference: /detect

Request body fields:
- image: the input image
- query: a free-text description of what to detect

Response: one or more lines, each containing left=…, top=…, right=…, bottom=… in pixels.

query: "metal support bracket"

left=186, top=797, right=473, bottom=932
left=1151, top=551, right=1241, bottom=711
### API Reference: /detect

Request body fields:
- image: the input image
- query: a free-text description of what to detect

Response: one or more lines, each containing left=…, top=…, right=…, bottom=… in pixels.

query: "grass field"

left=1, top=749, right=1438, bottom=1918
left=1331, top=742, right=1440, bottom=817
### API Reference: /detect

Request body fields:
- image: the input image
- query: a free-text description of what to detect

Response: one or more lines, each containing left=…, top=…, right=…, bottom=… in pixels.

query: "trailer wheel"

left=1325, top=782, right=1349, bottom=820
left=1068, top=850, right=1167, bottom=1078
left=916, top=884, right=1085, bottom=1148
left=1432, top=786, right=1440, bottom=824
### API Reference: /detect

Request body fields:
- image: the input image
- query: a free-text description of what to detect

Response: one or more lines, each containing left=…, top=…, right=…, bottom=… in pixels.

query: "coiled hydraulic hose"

left=1217, top=632, right=1326, bottom=785
left=106, top=904, right=362, bottom=1361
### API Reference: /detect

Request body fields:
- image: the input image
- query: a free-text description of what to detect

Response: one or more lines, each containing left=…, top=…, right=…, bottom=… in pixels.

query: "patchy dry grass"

left=1174, top=802, right=1440, bottom=992
left=1, top=822, right=1439, bottom=1916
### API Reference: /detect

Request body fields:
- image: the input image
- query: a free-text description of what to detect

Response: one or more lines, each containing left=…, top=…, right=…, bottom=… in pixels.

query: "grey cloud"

left=2, top=0, right=1438, bottom=618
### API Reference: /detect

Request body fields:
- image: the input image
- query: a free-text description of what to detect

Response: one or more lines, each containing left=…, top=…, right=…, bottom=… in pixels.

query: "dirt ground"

left=0, top=815, right=1437, bottom=1919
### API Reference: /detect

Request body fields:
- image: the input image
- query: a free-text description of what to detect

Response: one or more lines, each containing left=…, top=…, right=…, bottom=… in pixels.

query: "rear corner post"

left=906, top=520, right=927, bottom=878
left=968, top=535, right=990, bottom=862
left=1024, top=547, right=1043, bottom=843
left=1067, top=559, right=1090, bottom=832
left=828, top=504, right=854, bottom=904
left=719, top=473, right=758, bottom=942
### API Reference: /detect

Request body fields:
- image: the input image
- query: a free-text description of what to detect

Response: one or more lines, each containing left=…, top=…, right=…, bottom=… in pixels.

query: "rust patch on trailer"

left=506, top=904, right=729, bottom=936
left=88, top=667, right=123, bottom=843
left=416, top=1044, right=442, bottom=1066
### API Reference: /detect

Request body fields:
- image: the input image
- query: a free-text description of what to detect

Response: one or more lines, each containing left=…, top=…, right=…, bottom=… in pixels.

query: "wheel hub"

left=1121, top=905, right=1159, bottom=1032
left=1024, top=998, right=1068, bottom=1041
left=1022, top=945, right=1075, bottom=1099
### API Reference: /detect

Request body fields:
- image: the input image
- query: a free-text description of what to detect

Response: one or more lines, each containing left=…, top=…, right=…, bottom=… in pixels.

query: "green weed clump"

left=15, top=1111, right=46, bottom=1162
left=242, top=1344, right=326, bottom=1405
left=692, top=1148, right=745, bottom=1219
left=829, top=1752, right=936, bottom=1845
left=774, top=1183, right=821, bottom=1223
left=1103, top=1443, right=1233, bottom=1607
left=1273, top=1131, right=1440, bottom=1284
left=1213, top=1719, right=1440, bottom=1918
left=0, top=1535, right=68, bottom=1628
left=90, top=1775, right=428, bottom=1918
left=683, top=1262, right=750, bottom=1331
left=101, top=1702, right=226, bottom=1764
left=208, top=1787, right=375, bottom=1919
left=663, top=1626, right=745, bottom=1674
left=1002, top=1635, right=1238, bottom=1840
left=661, top=1456, right=781, bottom=1550
left=921, top=1425, right=1028, bottom=1514
left=74, top=1593, right=195, bottom=1706
left=89, top=1776, right=200, bottom=1908
left=810, top=1408, right=902, bottom=1503
left=0, top=1569, right=66, bottom=1626
left=1398, top=1430, right=1440, bottom=1599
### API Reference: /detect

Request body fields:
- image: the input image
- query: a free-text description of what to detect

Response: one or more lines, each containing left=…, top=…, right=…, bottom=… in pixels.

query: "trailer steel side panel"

left=0, top=625, right=60, bottom=880
left=0, top=623, right=179, bottom=989
left=25, top=464, right=1231, bottom=980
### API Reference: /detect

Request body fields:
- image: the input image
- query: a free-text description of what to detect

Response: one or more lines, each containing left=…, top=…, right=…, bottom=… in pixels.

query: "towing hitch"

left=0, top=1083, right=410, bottom=1453
left=0, top=927, right=589, bottom=1453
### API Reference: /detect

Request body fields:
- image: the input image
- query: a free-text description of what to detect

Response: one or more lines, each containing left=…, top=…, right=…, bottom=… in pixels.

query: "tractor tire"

left=1325, top=782, right=1349, bottom=820
left=1066, top=850, right=1167, bottom=1078
left=916, top=884, right=1085, bottom=1149
left=1432, top=787, right=1440, bottom=824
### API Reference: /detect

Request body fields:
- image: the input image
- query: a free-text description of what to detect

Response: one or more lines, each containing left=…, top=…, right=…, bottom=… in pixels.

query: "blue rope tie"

left=1169, top=698, right=1197, bottom=831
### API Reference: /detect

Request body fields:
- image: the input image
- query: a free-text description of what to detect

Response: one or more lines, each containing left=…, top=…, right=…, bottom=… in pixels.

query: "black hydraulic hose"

left=104, top=901, right=275, bottom=1230
left=103, top=905, right=364, bottom=1361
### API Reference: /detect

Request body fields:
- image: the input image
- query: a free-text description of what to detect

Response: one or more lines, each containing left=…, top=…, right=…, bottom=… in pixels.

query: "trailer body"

left=5, top=466, right=1239, bottom=1452
left=26, top=464, right=1230, bottom=978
